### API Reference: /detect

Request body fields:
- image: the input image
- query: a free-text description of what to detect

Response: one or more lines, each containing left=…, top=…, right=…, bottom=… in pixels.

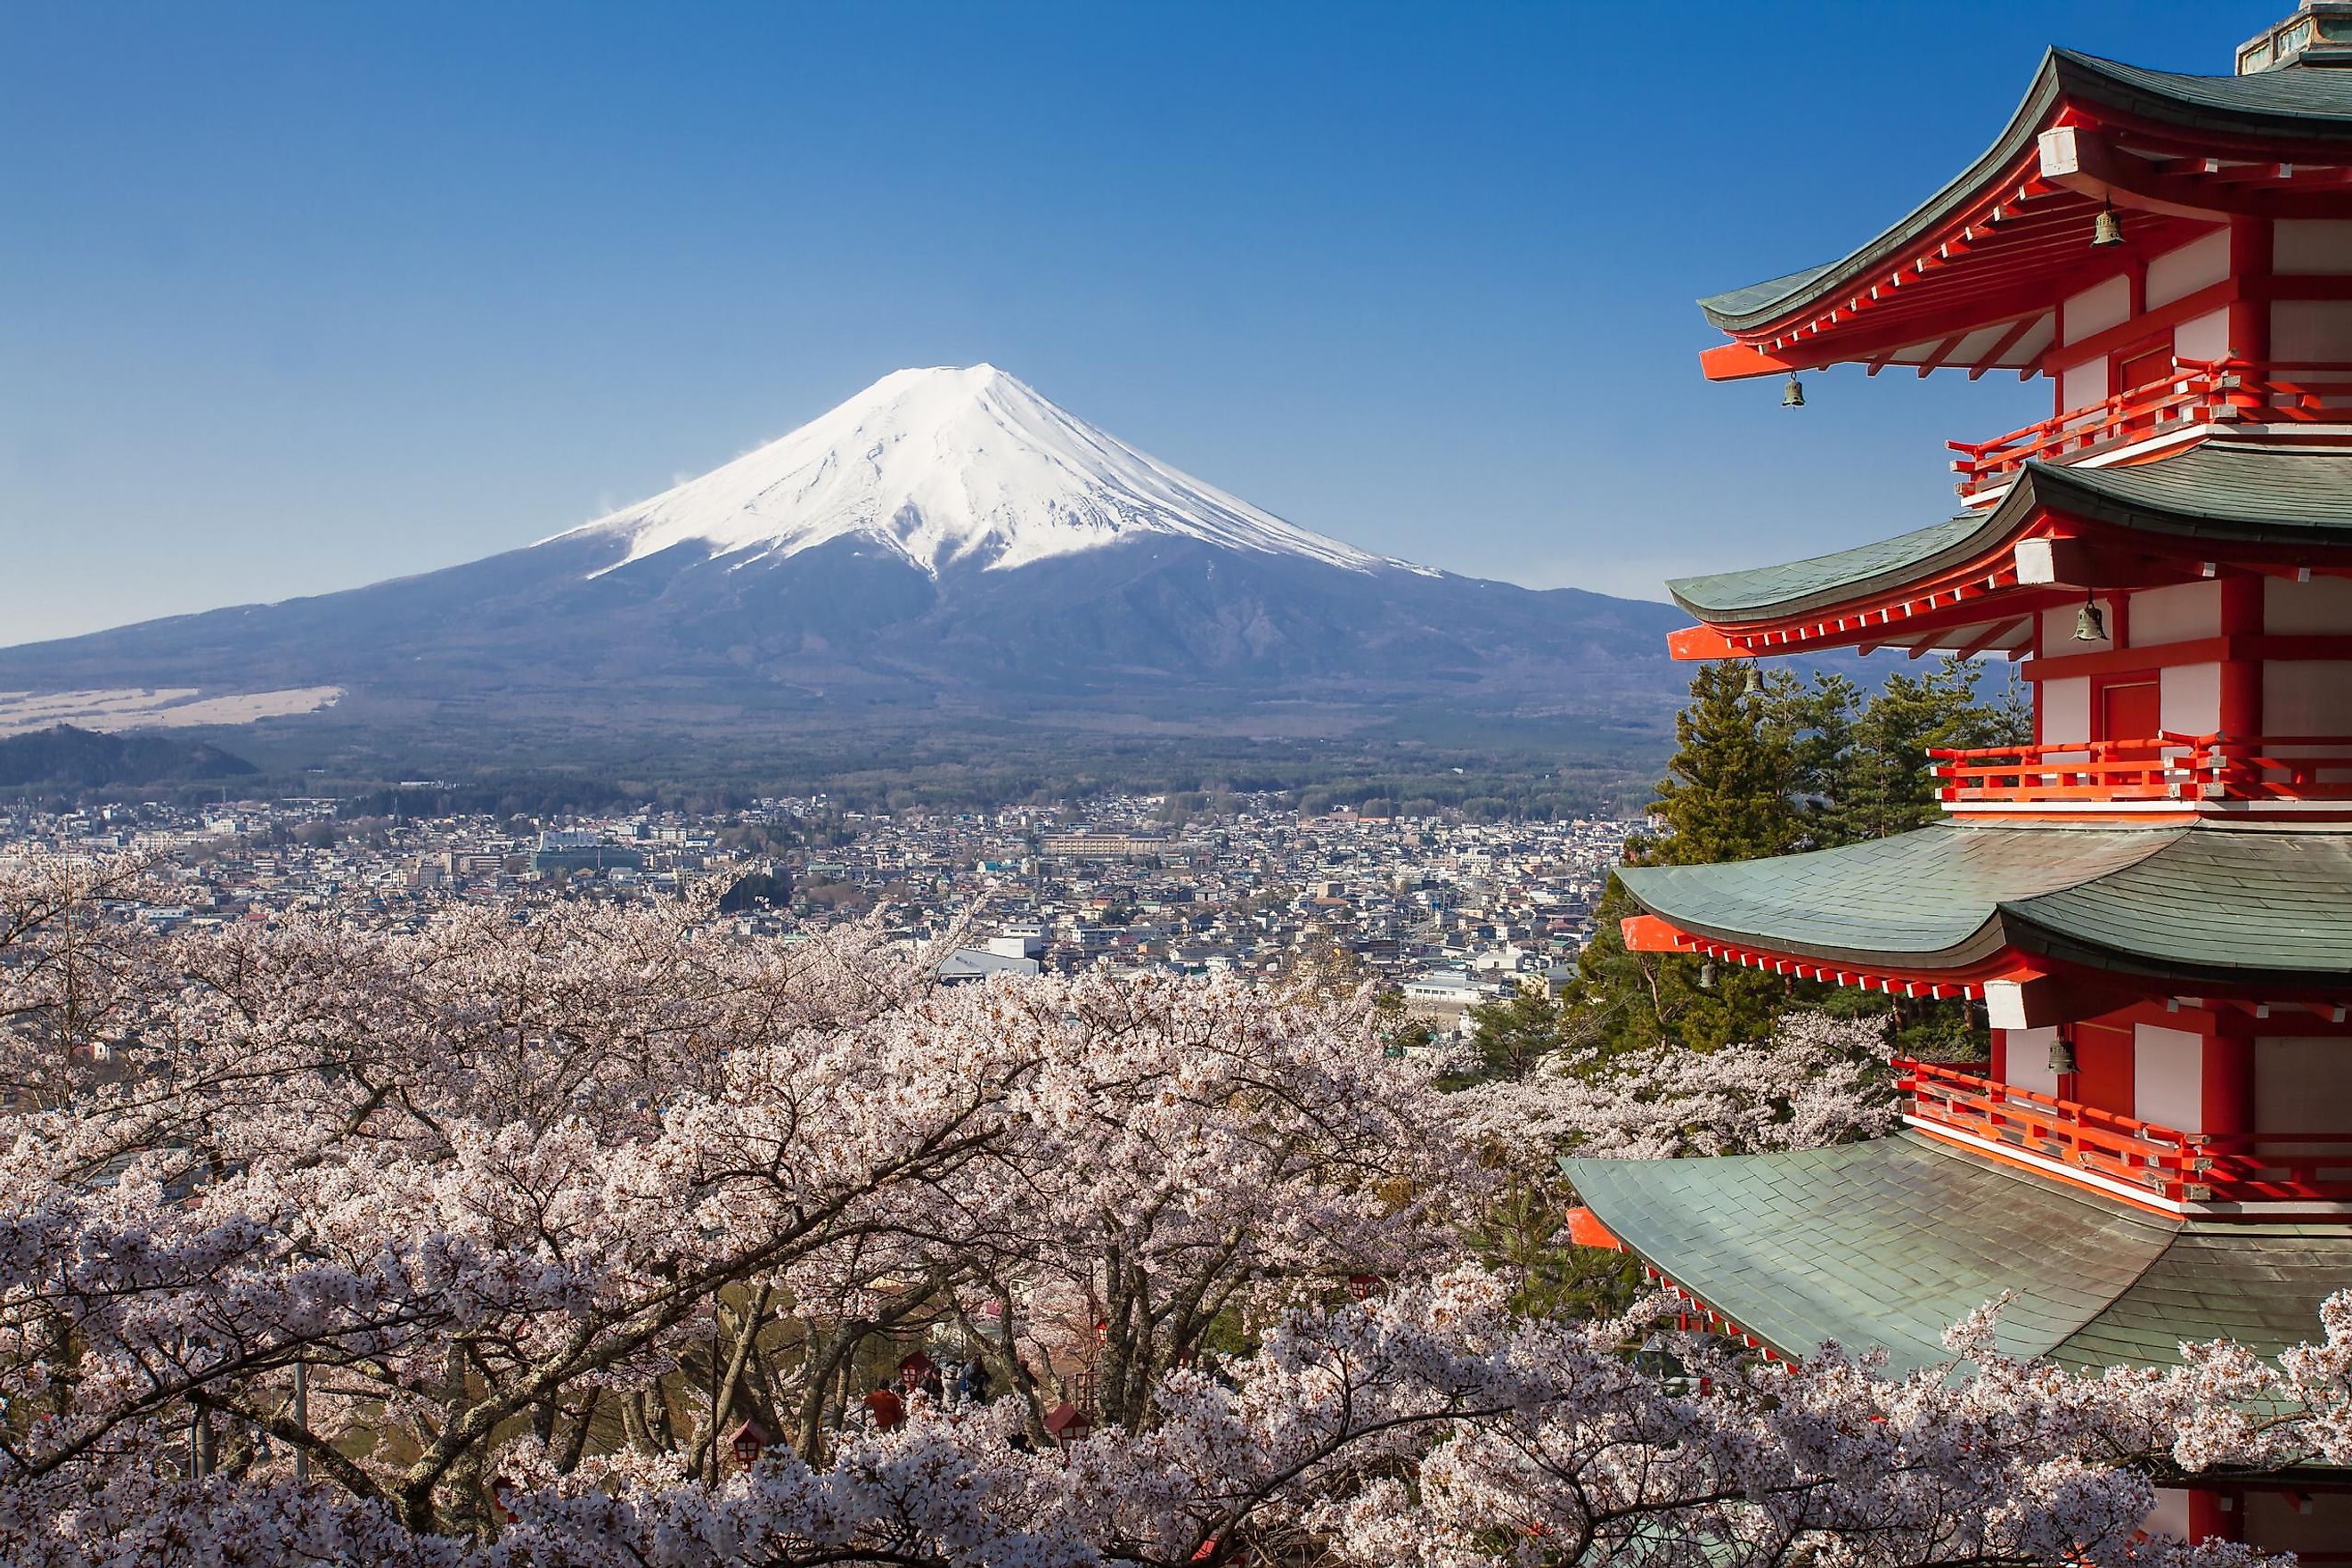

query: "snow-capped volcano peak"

left=558, top=364, right=1389, bottom=577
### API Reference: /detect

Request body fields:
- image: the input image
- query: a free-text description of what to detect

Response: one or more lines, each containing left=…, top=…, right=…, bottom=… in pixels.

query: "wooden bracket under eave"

left=1620, top=913, right=1699, bottom=953
left=1700, top=342, right=1808, bottom=381
left=1982, top=969, right=2145, bottom=1031
left=1667, top=623, right=1746, bottom=661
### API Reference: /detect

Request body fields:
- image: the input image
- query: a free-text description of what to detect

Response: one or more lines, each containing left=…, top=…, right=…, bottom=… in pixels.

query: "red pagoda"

left=1567, top=6, right=2352, bottom=1552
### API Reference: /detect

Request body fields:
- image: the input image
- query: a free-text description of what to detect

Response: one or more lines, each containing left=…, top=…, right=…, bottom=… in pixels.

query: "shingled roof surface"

left=1668, top=444, right=2352, bottom=624
left=1667, top=517, right=1988, bottom=620
left=1566, top=1131, right=2352, bottom=1374
left=2029, top=441, right=2352, bottom=543
left=2006, top=825, right=2352, bottom=979
left=1700, top=50, right=2352, bottom=332
left=1616, top=822, right=2177, bottom=968
left=1618, top=821, right=2352, bottom=986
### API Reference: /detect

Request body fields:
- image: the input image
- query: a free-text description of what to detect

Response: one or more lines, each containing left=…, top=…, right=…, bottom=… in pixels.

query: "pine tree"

left=1565, top=657, right=2028, bottom=1059
left=1458, top=985, right=1576, bottom=1083
left=1568, top=662, right=1803, bottom=1055
left=1647, top=662, right=1803, bottom=864
left=1819, top=656, right=2030, bottom=845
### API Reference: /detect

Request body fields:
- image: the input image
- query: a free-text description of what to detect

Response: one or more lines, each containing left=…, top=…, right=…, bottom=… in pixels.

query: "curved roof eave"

left=2021, top=443, right=2352, bottom=549
left=1566, top=1132, right=2352, bottom=1376
left=1699, top=49, right=2352, bottom=336
left=1667, top=444, right=2352, bottom=627
left=1666, top=510, right=2018, bottom=623
left=1614, top=822, right=2181, bottom=972
left=1698, top=49, right=2068, bottom=333
left=1618, top=822, right=2352, bottom=990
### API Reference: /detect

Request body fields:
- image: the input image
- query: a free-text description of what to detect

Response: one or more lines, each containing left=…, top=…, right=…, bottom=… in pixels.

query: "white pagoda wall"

left=2273, top=217, right=2352, bottom=365
left=1997, top=1025, right=2060, bottom=1098
left=2059, top=275, right=2132, bottom=413
left=2266, top=574, right=2352, bottom=631
left=2262, top=578, right=2352, bottom=739
left=2130, top=581, right=2220, bottom=642
left=2152, top=229, right=2232, bottom=367
left=2134, top=1025, right=2204, bottom=1130
left=2255, top=1038, right=2352, bottom=1134
left=2271, top=217, right=2352, bottom=274
left=2029, top=579, right=2352, bottom=743
left=2032, top=584, right=2224, bottom=742
left=2050, top=232, right=2234, bottom=418
left=2038, top=678, right=2088, bottom=743
left=2148, top=230, right=2231, bottom=306
left=2046, top=220, right=2352, bottom=417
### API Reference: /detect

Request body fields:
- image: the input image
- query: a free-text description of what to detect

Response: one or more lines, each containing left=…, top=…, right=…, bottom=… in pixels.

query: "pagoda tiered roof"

left=1700, top=50, right=2352, bottom=380
left=1618, top=821, right=2352, bottom=993
left=1567, top=1131, right=2352, bottom=1373
left=1665, top=442, right=2352, bottom=659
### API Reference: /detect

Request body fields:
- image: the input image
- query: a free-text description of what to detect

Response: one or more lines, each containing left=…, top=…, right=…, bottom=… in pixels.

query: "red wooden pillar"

left=2228, top=217, right=2271, bottom=363
left=2204, top=1011, right=2257, bottom=1139
left=2055, top=1024, right=2082, bottom=1105
left=2189, top=1487, right=2239, bottom=1543
left=2218, top=574, right=2264, bottom=740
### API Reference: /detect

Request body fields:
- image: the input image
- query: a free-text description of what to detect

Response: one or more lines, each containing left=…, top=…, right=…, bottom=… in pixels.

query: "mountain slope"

left=0, top=367, right=1688, bottom=755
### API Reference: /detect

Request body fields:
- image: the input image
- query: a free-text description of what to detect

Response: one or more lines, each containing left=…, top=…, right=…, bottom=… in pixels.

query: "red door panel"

left=2100, top=681, right=2161, bottom=747
left=2074, top=1023, right=2136, bottom=1117
left=2118, top=343, right=2173, bottom=394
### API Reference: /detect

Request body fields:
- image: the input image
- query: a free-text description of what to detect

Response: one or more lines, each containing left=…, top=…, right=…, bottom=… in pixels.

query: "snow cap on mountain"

left=558, top=364, right=1388, bottom=577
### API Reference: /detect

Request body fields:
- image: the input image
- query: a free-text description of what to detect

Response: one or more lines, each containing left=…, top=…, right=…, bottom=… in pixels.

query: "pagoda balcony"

left=1931, top=734, right=2352, bottom=808
left=1898, top=1059, right=2352, bottom=1208
left=1948, top=358, right=2352, bottom=499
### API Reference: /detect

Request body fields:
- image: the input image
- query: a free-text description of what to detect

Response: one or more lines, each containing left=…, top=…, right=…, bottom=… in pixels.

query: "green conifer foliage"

left=1566, top=656, right=2029, bottom=1059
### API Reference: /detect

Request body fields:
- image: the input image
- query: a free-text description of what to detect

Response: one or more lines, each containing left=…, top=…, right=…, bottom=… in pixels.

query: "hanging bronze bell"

left=2092, top=201, right=2125, bottom=248
left=2074, top=597, right=2107, bottom=641
left=1781, top=373, right=1805, bottom=407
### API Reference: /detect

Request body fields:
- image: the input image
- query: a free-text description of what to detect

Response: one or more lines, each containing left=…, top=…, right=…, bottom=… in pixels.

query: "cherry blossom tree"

left=9, top=1269, right=2332, bottom=1567
left=0, top=857, right=2338, bottom=1566
left=1450, top=1009, right=1898, bottom=1176
left=0, top=859, right=1467, bottom=1539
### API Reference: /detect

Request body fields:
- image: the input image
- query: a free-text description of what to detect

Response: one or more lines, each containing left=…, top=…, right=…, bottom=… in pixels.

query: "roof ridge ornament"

left=2239, top=2, right=2352, bottom=73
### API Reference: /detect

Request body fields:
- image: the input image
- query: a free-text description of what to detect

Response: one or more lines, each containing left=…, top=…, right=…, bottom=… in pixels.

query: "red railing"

left=1948, top=358, right=2352, bottom=495
left=1897, top=1059, right=2352, bottom=1206
left=2204, top=735, right=2352, bottom=800
left=1931, top=733, right=2352, bottom=805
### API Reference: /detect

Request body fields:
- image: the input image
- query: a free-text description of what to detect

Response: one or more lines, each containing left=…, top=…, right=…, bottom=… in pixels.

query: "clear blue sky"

left=0, top=1, right=2281, bottom=644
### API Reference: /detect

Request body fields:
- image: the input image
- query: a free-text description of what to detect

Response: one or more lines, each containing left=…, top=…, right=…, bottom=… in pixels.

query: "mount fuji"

left=563, top=364, right=1392, bottom=579
left=0, top=366, right=1686, bottom=760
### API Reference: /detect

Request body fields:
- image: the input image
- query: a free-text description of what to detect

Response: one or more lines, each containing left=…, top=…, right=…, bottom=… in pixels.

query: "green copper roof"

left=1566, top=1131, right=2352, bottom=1374
left=1618, top=822, right=2176, bottom=969
left=1695, top=264, right=1840, bottom=325
left=1703, top=50, right=2352, bottom=332
left=1667, top=444, right=2352, bottom=625
left=1668, top=516, right=1988, bottom=620
left=1617, top=821, right=2352, bottom=987
left=2027, top=440, right=2352, bottom=545
left=2006, top=825, right=2352, bottom=982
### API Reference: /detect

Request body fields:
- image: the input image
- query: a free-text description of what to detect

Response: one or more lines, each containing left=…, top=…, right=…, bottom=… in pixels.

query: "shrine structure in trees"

left=1572, top=6, right=2352, bottom=1551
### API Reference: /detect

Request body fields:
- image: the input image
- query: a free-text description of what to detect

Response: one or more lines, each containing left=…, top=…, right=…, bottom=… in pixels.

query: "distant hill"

left=0, top=725, right=257, bottom=788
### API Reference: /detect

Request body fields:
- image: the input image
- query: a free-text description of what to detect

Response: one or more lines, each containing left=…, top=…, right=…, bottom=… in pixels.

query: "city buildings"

left=1572, top=6, right=2352, bottom=1548
left=0, top=793, right=1632, bottom=1018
